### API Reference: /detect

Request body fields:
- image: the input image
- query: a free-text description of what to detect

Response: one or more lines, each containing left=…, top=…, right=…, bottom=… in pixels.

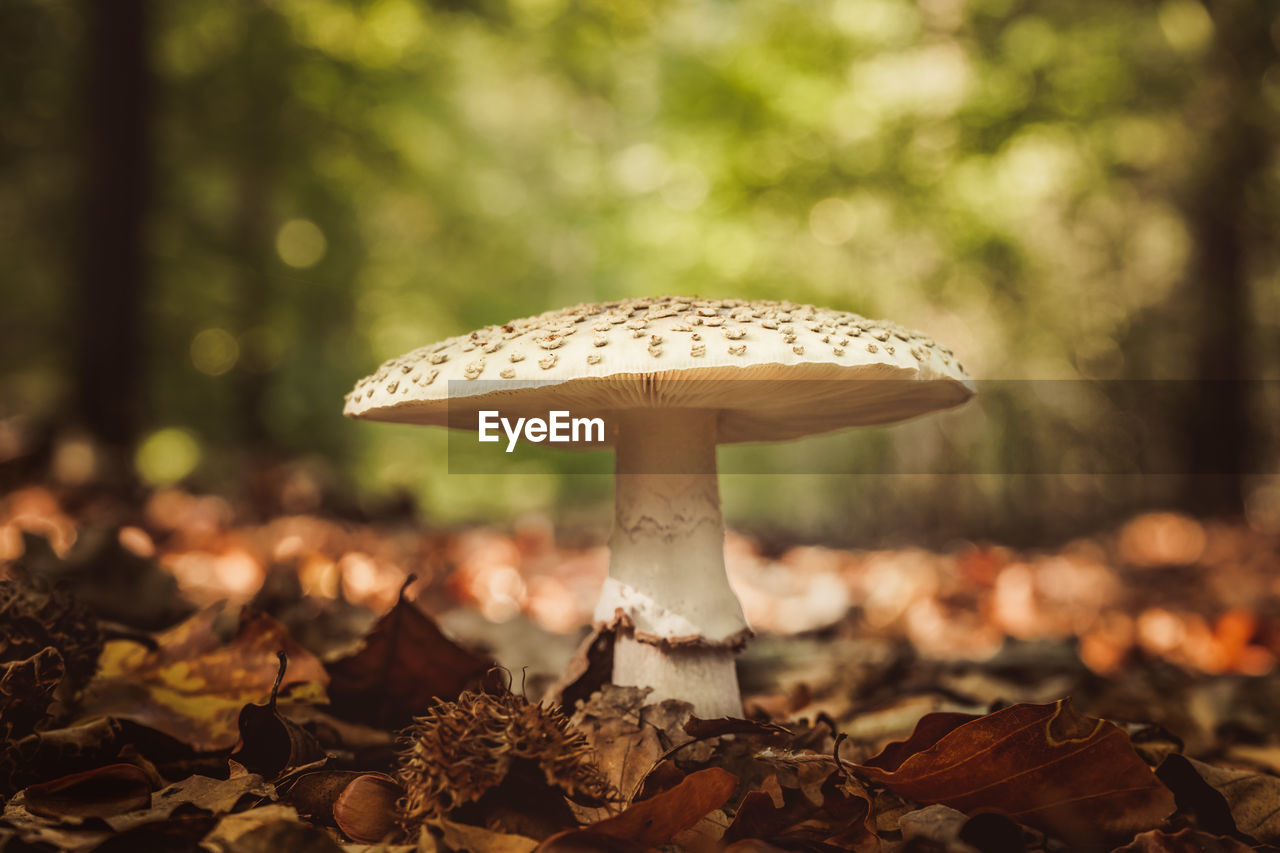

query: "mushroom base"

left=599, top=408, right=751, bottom=716
left=612, top=633, right=742, bottom=718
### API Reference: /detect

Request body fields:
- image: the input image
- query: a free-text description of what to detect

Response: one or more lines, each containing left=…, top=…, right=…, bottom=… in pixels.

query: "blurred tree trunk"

left=73, top=0, right=151, bottom=450
left=230, top=3, right=289, bottom=451
left=1179, top=0, right=1272, bottom=517
left=233, top=164, right=274, bottom=449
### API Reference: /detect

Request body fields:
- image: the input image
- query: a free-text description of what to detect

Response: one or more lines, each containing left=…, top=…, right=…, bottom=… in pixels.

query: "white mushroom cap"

left=344, top=297, right=972, bottom=443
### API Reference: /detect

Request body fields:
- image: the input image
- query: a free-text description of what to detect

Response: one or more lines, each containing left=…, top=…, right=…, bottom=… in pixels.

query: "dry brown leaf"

left=200, top=803, right=301, bottom=847
left=221, top=817, right=346, bottom=852
left=104, top=762, right=274, bottom=831
left=1181, top=756, right=1280, bottom=844
left=233, top=651, right=326, bottom=779
left=568, top=685, right=698, bottom=816
left=426, top=818, right=540, bottom=853
left=80, top=606, right=327, bottom=751
left=724, top=780, right=827, bottom=843
left=723, top=769, right=878, bottom=851
left=22, top=762, right=152, bottom=819
left=0, top=797, right=111, bottom=852
left=1112, top=827, right=1256, bottom=852
left=588, top=767, right=737, bottom=847
left=568, top=687, right=665, bottom=813
left=0, top=764, right=255, bottom=851
left=325, top=582, right=493, bottom=730
left=543, top=624, right=613, bottom=712
left=91, top=813, right=219, bottom=851
left=855, top=699, right=1175, bottom=845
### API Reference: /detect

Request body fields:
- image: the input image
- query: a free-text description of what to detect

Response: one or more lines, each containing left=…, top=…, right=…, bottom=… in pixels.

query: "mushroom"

left=344, top=297, right=972, bottom=717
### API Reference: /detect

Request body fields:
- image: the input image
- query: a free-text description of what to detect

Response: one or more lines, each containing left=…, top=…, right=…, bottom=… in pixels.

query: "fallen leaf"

left=233, top=650, right=326, bottom=779
left=93, top=814, right=219, bottom=852
left=325, top=579, right=493, bottom=730
left=1112, top=827, right=1255, bottom=852
left=724, top=770, right=878, bottom=851
left=202, top=803, right=302, bottom=847
left=588, top=767, right=737, bottom=846
left=1155, top=753, right=1237, bottom=836
left=568, top=685, right=696, bottom=814
left=279, top=703, right=396, bottom=753
left=1175, top=756, right=1280, bottom=843
left=427, top=818, right=539, bottom=853
left=0, top=797, right=111, bottom=852
left=855, top=699, right=1175, bottom=845
left=22, top=762, right=152, bottom=819
left=543, top=625, right=614, bottom=712
left=104, top=763, right=274, bottom=831
left=80, top=606, right=328, bottom=750
left=221, top=817, right=346, bottom=852
left=724, top=779, right=827, bottom=843
left=633, top=760, right=687, bottom=801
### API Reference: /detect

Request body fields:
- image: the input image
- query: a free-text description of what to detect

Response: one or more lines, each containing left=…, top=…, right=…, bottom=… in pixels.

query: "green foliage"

left=1, top=0, right=1276, bottom=540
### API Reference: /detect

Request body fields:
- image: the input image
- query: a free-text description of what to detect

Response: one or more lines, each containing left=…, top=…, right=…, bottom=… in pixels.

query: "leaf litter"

left=1, top=483, right=1280, bottom=850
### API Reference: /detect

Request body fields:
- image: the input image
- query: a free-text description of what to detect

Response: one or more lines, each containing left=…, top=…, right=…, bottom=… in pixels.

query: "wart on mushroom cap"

left=344, top=297, right=973, bottom=717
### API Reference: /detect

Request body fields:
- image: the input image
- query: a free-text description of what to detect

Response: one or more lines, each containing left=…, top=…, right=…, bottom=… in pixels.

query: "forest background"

left=2, top=0, right=1277, bottom=547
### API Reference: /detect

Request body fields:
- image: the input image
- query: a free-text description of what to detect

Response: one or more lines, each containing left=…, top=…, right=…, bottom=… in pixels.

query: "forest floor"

left=2, top=477, right=1280, bottom=852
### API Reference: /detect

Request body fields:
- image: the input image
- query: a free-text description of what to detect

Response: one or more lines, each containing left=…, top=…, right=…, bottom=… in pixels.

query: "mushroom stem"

left=595, top=409, right=749, bottom=716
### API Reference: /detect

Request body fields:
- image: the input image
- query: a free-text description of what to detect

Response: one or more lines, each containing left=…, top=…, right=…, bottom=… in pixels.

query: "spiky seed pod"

left=396, top=689, right=613, bottom=832
left=1, top=647, right=66, bottom=795
left=0, top=647, right=65, bottom=743
left=0, top=579, right=103, bottom=695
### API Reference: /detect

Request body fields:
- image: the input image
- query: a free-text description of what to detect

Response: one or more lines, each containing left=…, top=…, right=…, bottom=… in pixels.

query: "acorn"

left=0, top=578, right=103, bottom=695
left=395, top=689, right=613, bottom=838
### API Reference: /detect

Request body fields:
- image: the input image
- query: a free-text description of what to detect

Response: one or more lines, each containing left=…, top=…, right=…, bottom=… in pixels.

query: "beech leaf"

left=1177, top=756, right=1280, bottom=844
left=324, top=579, right=493, bottom=729
left=588, top=766, right=737, bottom=846
left=22, top=762, right=152, bottom=820
left=854, top=699, right=1175, bottom=845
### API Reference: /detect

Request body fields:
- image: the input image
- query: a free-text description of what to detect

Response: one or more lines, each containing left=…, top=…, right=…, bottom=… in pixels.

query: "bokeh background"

left=2, top=0, right=1278, bottom=546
